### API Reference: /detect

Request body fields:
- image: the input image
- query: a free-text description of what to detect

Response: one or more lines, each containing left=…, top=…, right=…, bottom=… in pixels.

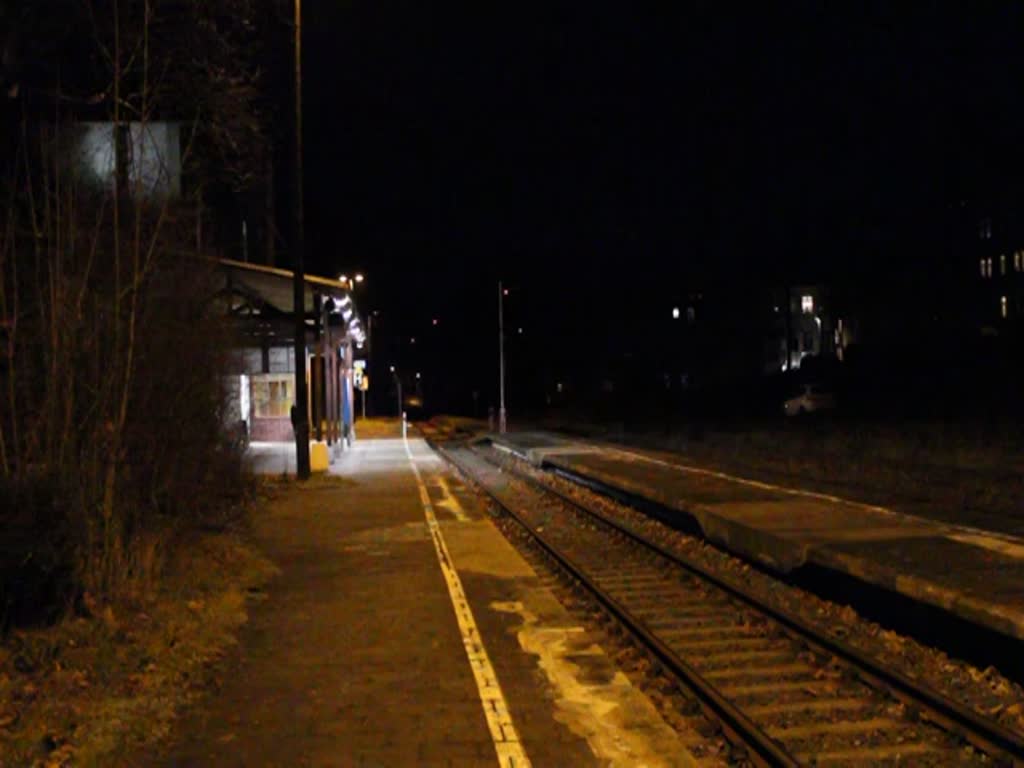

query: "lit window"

left=1001, top=296, right=1008, bottom=318
left=801, top=295, right=813, bottom=313
left=1001, top=254, right=1007, bottom=274
left=1016, top=252, right=1022, bottom=271
left=251, top=375, right=294, bottom=418
left=981, top=258, right=987, bottom=277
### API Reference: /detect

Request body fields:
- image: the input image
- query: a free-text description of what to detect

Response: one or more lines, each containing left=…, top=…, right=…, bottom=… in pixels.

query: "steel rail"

left=437, top=443, right=800, bottom=767
left=486, top=449, right=1024, bottom=766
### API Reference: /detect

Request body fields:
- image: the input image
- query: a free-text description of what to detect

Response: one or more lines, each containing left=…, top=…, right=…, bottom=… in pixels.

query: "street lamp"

left=390, top=367, right=402, bottom=418
left=291, top=0, right=310, bottom=480
left=338, top=273, right=364, bottom=288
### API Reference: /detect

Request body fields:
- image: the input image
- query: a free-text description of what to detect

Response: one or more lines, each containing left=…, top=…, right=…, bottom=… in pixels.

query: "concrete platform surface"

left=142, top=436, right=699, bottom=767
left=490, top=431, right=1024, bottom=643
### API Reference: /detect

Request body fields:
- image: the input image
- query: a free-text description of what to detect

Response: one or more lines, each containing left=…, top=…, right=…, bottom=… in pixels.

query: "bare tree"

left=0, top=0, right=273, bottom=614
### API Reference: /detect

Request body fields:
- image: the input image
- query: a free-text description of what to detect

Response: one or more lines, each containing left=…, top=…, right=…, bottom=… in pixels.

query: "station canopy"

left=214, top=258, right=365, bottom=347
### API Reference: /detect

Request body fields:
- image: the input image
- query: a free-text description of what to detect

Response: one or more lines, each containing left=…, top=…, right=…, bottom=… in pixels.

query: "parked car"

left=783, top=384, right=836, bottom=416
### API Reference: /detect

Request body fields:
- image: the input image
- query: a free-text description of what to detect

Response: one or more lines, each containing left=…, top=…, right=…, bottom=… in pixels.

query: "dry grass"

left=427, top=416, right=488, bottom=437
left=0, top=529, right=277, bottom=767
left=543, top=416, right=1024, bottom=533
left=353, top=418, right=405, bottom=439
left=675, top=421, right=1024, bottom=527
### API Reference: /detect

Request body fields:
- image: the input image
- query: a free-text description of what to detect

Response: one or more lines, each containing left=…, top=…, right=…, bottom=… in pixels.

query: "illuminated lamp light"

left=355, top=273, right=364, bottom=283
left=342, top=309, right=353, bottom=321
left=672, top=307, right=680, bottom=319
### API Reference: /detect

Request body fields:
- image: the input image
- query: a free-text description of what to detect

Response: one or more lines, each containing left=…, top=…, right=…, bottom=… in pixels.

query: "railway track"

left=435, top=439, right=1024, bottom=767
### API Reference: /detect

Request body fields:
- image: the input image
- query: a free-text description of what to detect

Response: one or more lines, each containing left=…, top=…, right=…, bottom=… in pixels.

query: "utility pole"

left=366, top=313, right=374, bottom=418
left=784, top=284, right=793, bottom=372
left=291, top=0, right=310, bottom=479
left=498, top=281, right=507, bottom=433
left=392, top=369, right=402, bottom=419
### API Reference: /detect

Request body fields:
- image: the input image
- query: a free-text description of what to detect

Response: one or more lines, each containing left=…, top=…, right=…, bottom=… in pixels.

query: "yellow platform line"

left=437, top=474, right=471, bottom=522
left=404, top=437, right=531, bottom=768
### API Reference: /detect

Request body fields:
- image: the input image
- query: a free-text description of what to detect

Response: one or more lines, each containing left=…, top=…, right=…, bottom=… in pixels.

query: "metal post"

left=291, top=0, right=310, bottom=479
left=313, top=293, right=323, bottom=443
left=344, top=339, right=355, bottom=445
left=498, top=280, right=507, bottom=433
left=785, top=284, right=792, bottom=371
left=328, top=328, right=337, bottom=447
left=335, top=342, right=342, bottom=443
left=330, top=338, right=337, bottom=445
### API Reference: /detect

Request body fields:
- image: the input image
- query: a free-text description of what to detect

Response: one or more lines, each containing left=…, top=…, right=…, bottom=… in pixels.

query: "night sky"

left=301, top=3, right=1024, bottom=412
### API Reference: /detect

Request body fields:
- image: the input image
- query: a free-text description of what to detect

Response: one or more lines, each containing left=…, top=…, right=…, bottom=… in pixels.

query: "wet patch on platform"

left=426, top=475, right=479, bottom=522
left=492, top=599, right=700, bottom=768
left=339, top=521, right=430, bottom=552
left=442, top=511, right=702, bottom=767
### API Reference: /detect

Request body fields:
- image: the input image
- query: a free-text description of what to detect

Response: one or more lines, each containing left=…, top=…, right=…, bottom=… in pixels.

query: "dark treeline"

left=0, top=0, right=285, bottom=627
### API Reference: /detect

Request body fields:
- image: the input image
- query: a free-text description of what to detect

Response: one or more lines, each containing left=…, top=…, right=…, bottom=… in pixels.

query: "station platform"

left=489, top=431, right=1024, bottom=644
left=150, top=427, right=699, bottom=767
